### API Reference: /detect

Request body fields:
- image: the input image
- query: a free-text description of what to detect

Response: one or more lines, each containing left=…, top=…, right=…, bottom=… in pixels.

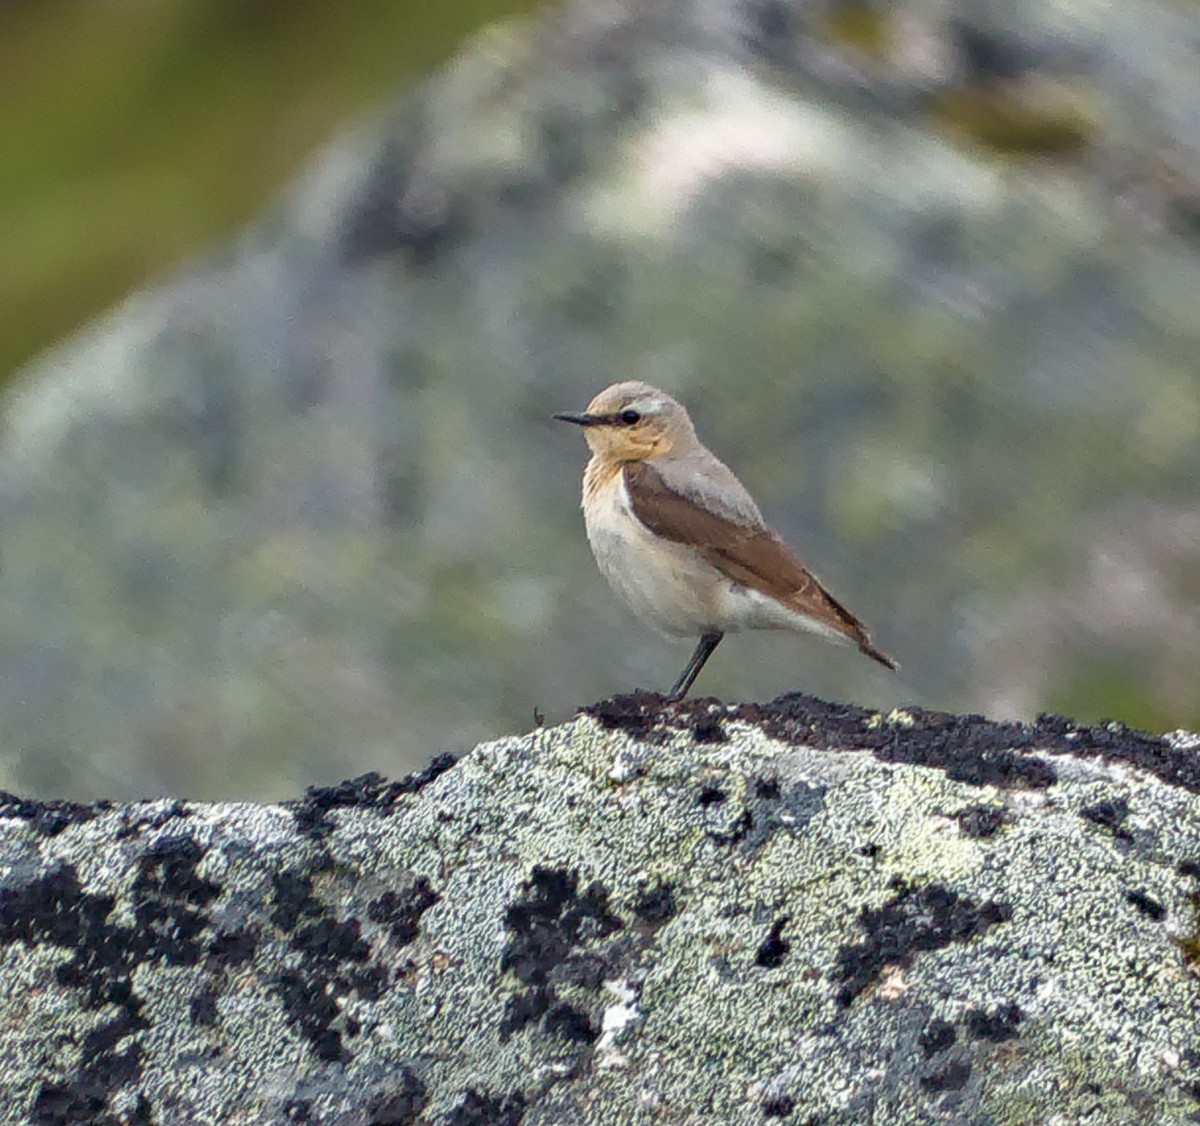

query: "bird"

left=554, top=381, right=897, bottom=701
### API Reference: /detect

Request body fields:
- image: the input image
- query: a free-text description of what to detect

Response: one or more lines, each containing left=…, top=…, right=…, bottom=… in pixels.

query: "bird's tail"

left=858, top=637, right=899, bottom=671
left=806, top=578, right=899, bottom=672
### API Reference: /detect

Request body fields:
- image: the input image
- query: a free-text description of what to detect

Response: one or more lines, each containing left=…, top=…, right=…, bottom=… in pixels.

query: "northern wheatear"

left=555, top=381, right=897, bottom=700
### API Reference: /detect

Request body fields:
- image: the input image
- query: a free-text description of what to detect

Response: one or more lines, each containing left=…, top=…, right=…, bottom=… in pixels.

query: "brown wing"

left=624, top=462, right=897, bottom=669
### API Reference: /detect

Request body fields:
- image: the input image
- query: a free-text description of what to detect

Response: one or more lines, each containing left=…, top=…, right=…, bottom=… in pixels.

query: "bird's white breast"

left=582, top=466, right=730, bottom=637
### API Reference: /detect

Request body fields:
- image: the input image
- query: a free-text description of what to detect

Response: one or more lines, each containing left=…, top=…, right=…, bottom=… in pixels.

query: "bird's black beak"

left=553, top=411, right=605, bottom=427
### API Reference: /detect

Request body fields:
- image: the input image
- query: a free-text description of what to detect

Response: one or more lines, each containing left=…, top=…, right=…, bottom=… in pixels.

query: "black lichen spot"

left=295, top=915, right=370, bottom=963
left=288, top=914, right=380, bottom=1048
left=919, top=1017, right=957, bottom=1056
left=80, top=999, right=150, bottom=1086
left=697, top=776, right=821, bottom=855
left=632, top=883, right=677, bottom=925
left=954, top=805, right=1005, bottom=838
left=746, top=781, right=825, bottom=853
left=964, top=1002, right=1022, bottom=1042
left=748, top=697, right=1059, bottom=789
left=501, top=867, right=623, bottom=984
left=692, top=717, right=729, bottom=744
left=921, top=1058, right=972, bottom=1092
left=368, top=876, right=440, bottom=945
left=279, top=968, right=346, bottom=1064
left=1081, top=798, right=1133, bottom=844
left=694, top=779, right=762, bottom=847
left=498, top=867, right=623, bottom=1041
left=835, top=883, right=1012, bottom=1006
left=131, top=836, right=220, bottom=966
left=755, top=917, right=791, bottom=968
left=291, top=757, right=457, bottom=839
left=35, top=1086, right=153, bottom=1126
left=351, top=963, right=389, bottom=1002
left=709, top=809, right=753, bottom=846
left=0, top=866, right=115, bottom=957
left=550, top=951, right=610, bottom=991
left=755, top=779, right=781, bottom=801
left=543, top=1001, right=598, bottom=1043
left=446, top=1088, right=527, bottom=1126
left=0, top=791, right=110, bottom=836
left=207, top=927, right=257, bottom=967
left=387, top=754, right=459, bottom=795
left=761, top=1093, right=796, bottom=1117
left=271, top=869, right=325, bottom=931
left=581, top=691, right=679, bottom=743
left=366, top=1068, right=427, bottom=1124
left=1179, top=860, right=1200, bottom=880
left=269, top=862, right=390, bottom=1063
left=190, top=986, right=219, bottom=1027
left=1126, top=889, right=1166, bottom=921
left=139, top=836, right=217, bottom=901
left=499, top=990, right=551, bottom=1039
left=30, top=1082, right=110, bottom=1126
left=1081, top=797, right=1129, bottom=830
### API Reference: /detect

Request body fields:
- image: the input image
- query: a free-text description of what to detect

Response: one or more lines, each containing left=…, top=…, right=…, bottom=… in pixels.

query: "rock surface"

left=3, top=696, right=1200, bottom=1124
left=3, top=0, right=1200, bottom=797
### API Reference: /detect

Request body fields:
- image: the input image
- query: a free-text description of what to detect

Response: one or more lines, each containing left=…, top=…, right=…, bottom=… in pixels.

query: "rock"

left=3, top=695, right=1199, bottom=1123
left=2, top=0, right=1200, bottom=797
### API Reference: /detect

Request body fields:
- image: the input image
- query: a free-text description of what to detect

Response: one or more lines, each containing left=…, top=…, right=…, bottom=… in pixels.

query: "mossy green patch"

left=0, top=0, right=538, bottom=382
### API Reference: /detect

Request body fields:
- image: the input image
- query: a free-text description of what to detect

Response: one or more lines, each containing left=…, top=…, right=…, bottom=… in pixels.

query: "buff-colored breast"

left=581, top=460, right=730, bottom=637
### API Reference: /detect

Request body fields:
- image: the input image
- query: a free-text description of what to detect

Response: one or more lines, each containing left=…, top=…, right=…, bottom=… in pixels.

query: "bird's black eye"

left=619, top=409, right=641, bottom=425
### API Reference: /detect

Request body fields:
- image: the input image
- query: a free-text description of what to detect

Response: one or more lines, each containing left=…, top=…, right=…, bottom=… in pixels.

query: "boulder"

left=4, top=0, right=1200, bottom=796
left=3, top=695, right=1199, bottom=1123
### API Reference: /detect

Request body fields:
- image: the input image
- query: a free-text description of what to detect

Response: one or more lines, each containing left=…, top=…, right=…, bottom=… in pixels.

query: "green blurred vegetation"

left=0, top=0, right=538, bottom=383
left=1047, top=658, right=1200, bottom=737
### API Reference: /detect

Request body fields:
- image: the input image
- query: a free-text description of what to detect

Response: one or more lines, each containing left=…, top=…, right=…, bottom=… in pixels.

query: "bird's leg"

left=666, top=631, right=724, bottom=701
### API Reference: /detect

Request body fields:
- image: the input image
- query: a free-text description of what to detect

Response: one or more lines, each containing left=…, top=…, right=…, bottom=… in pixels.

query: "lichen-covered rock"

left=3, top=0, right=1200, bottom=797
left=3, top=696, right=1199, bottom=1124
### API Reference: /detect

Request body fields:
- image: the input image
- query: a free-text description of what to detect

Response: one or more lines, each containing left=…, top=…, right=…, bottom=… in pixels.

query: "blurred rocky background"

left=1, top=0, right=1198, bottom=799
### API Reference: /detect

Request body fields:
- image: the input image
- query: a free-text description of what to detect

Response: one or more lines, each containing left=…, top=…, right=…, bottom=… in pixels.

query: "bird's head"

left=554, top=381, right=695, bottom=461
